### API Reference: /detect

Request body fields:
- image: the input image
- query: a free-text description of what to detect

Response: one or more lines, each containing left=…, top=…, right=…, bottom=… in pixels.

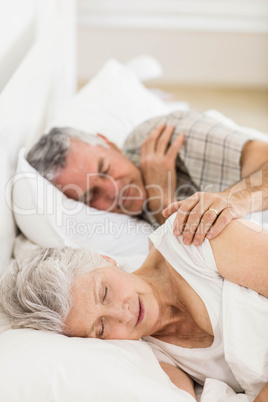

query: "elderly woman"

left=0, top=214, right=268, bottom=400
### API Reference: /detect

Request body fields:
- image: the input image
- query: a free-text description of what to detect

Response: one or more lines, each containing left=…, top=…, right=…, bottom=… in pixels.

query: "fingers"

left=183, top=199, right=226, bottom=245
left=162, top=201, right=184, bottom=218
left=163, top=191, right=238, bottom=246
left=188, top=209, right=218, bottom=245
left=166, top=132, right=185, bottom=159
left=141, top=123, right=166, bottom=154
left=155, top=125, right=175, bottom=154
left=206, top=209, right=233, bottom=240
left=141, top=123, right=179, bottom=155
left=179, top=204, right=235, bottom=245
left=186, top=209, right=217, bottom=246
left=171, top=194, right=201, bottom=236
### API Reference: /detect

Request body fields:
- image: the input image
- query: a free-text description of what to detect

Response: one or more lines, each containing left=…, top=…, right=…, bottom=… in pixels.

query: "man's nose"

left=100, top=178, right=119, bottom=202
left=104, top=182, right=118, bottom=201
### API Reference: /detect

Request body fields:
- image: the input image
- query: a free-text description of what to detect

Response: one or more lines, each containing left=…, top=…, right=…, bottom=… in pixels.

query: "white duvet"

left=223, top=281, right=268, bottom=397
left=200, top=279, right=268, bottom=401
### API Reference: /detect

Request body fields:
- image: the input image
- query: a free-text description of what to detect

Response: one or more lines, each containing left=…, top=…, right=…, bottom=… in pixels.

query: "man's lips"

left=136, top=298, right=145, bottom=325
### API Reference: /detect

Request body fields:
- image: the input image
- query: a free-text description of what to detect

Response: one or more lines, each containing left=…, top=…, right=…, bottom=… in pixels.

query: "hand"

left=140, top=123, right=184, bottom=223
left=162, top=189, right=249, bottom=246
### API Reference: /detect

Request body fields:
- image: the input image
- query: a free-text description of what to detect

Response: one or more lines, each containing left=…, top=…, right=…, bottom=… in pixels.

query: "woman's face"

left=64, top=266, right=161, bottom=340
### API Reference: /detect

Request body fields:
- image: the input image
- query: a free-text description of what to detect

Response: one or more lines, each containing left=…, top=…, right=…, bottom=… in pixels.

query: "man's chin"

left=113, top=202, right=144, bottom=216
left=115, top=208, right=143, bottom=216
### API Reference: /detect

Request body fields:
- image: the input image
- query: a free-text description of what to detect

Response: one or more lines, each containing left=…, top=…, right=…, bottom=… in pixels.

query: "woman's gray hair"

left=26, top=127, right=108, bottom=180
left=0, top=247, right=108, bottom=334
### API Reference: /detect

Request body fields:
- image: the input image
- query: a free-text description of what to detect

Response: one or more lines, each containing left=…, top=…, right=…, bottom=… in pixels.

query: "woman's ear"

left=100, top=255, right=118, bottom=267
left=97, top=133, right=121, bottom=152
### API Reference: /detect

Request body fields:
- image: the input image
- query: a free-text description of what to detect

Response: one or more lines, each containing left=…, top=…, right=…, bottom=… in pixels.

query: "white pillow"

left=0, top=329, right=194, bottom=402
left=53, top=58, right=170, bottom=147
left=13, top=148, right=153, bottom=268
left=0, top=306, right=12, bottom=335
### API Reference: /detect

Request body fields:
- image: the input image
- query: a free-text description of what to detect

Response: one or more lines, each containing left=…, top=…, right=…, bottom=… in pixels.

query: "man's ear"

left=97, top=133, right=121, bottom=152
left=100, top=254, right=118, bottom=267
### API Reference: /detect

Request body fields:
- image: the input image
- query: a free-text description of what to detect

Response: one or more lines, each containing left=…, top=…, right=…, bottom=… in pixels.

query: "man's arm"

left=163, top=139, right=268, bottom=245
left=159, top=362, right=196, bottom=400
left=241, top=139, right=268, bottom=178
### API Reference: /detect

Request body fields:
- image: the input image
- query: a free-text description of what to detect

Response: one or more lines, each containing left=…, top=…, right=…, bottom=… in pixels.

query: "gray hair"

left=26, top=127, right=108, bottom=180
left=0, top=247, right=108, bottom=334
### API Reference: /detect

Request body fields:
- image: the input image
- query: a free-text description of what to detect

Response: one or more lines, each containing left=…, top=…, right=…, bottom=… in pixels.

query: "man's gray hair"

left=26, top=127, right=108, bottom=180
left=0, top=247, right=107, bottom=334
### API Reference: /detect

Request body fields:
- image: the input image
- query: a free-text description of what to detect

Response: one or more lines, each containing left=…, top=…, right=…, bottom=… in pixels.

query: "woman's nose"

left=109, top=303, right=133, bottom=324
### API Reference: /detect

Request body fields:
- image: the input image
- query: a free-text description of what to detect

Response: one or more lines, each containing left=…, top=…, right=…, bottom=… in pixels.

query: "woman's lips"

left=137, top=299, right=145, bottom=325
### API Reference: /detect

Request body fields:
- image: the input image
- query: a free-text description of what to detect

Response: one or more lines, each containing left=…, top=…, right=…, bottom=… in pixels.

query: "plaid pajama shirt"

left=122, top=110, right=254, bottom=227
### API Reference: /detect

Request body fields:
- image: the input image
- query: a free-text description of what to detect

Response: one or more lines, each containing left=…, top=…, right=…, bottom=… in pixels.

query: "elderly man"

left=27, top=109, right=268, bottom=245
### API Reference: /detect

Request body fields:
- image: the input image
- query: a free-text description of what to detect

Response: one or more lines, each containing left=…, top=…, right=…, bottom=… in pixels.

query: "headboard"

left=0, top=0, right=76, bottom=270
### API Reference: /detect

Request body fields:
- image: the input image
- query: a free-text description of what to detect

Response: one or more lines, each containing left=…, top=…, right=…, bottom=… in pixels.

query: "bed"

left=0, top=3, right=267, bottom=400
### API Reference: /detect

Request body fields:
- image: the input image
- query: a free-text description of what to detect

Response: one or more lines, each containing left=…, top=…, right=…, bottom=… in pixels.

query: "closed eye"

left=100, top=319, right=105, bottom=338
left=97, top=318, right=105, bottom=339
left=98, top=158, right=110, bottom=176
left=103, top=286, right=108, bottom=302
left=102, top=165, right=110, bottom=175
left=100, top=165, right=110, bottom=177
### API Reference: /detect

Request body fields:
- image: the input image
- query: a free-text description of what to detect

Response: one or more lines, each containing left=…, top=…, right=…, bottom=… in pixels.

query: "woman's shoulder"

left=149, top=214, right=220, bottom=279
left=209, top=218, right=268, bottom=297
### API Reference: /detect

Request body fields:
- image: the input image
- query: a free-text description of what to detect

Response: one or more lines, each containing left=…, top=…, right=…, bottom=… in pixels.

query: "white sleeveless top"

left=144, top=214, right=243, bottom=392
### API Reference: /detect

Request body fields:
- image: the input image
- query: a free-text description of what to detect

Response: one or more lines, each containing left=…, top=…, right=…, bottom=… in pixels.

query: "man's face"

left=53, top=139, right=147, bottom=215
left=64, top=266, right=161, bottom=340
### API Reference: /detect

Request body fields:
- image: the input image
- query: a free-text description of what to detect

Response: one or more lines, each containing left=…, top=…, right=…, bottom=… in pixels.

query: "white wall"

left=77, top=0, right=268, bottom=87
left=0, top=0, right=36, bottom=92
left=0, top=0, right=77, bottom=94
